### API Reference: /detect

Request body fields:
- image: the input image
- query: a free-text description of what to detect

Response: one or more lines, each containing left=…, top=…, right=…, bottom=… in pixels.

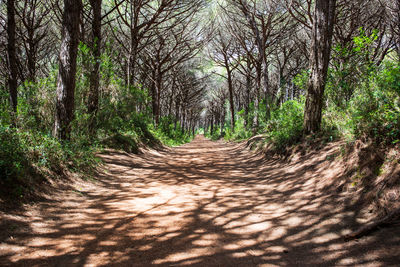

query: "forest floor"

left=1, top=135, right=400, bottom=266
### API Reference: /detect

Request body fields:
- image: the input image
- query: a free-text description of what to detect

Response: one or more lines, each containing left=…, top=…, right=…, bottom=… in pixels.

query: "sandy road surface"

left=1, top=136, right=400, bottom=266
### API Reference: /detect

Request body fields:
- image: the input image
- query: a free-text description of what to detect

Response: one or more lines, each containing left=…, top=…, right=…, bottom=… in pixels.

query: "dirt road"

left=1, top=136, right=399, bottom=266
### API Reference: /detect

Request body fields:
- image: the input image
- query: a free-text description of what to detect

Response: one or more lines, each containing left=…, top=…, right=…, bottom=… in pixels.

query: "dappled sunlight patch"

left=1, top=136, right=399, bottom=266
left=265, top=227, right=287, bottom=240
left=152, top=247, right=215, bottom=265
left=192, top=233, right=220, bottom=246
left=312, top=232, right=340, bottom=244
left=241, top=221, right=272, bottom=234
left=231, top=251, right=248, bottom=258
left=282, top=216, right=303, bottom=227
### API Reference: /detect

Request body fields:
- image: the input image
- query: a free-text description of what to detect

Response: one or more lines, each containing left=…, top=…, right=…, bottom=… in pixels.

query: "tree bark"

left=174, top=97, right=180, bottom=130
left=263, top=61, right=271, bottom=119
left=226, top=68, right=235, bottom=132
left=244, top=59, right=252, bottom=128
left=26, top=29, right=36, bottom=82
left=88, top=0, right=101, bottom=135
left=253, top=61, right=262, bottom=131
left=155, top=69, right=162, bottom=126
left=396, top=0, right=400, bottom=59
left=7, top=0, right=18, bottom=121
left=54, top=0, right=82, bottom=140
left=303, top=0, right=336, bottom=134
left=181, top=109, right=186, bottom=134
left=220, top=105, right=225, bottom=136
left=210, top=114, right=214, bottom=136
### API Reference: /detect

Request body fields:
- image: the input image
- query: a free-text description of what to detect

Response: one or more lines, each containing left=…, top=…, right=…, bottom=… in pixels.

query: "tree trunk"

left=155, top=71, right=162, bottom=126
left=174, top=98, right=180, bottom=130
left=88, top=0, right=101, bottom=135
left=253, top=61, right=262, bottom=131
left=26, top=30, right=36, bottom=82
left=54, top=0, right=82, bottom=140
left=150, top=69, right=157, bottom=125
left=396, top=0, right=400, bottom=59
left=7, top=0, right=18, bottom=122
left=181, top=110, right=186, bottom=134
left=220, top=107, right=225, bottom=136
left=244, top=59, right=251, bottom=128
left=262, top=56, right=271, bottom=120
left=128, top=41, right=138, bottom=86
left=210, top=113, right=214, bottom=136
left=303, top=0, right=336, bottom=134
left=227, top=69, right=235, bottom=132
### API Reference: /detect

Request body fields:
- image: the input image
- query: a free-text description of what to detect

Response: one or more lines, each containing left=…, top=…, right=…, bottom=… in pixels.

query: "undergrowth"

left=0, top=70, right=192, bottom=202
left=207, top=30, right=400, bottom=152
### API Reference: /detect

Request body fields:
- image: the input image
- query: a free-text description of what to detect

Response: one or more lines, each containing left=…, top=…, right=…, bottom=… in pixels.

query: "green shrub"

left=207, top=126, right=223, bottom=140
left=322, top=105, right=351, bottom=140
left=101, top=133, right=139, bottom=153
left=350, top=61, right=400, bottom=144
left=225, top=115, right=252, bottom=141
left=264, top=99, right=304, bottom=150
left=0, top=126, right=27, bottom=181
left=151, top=117, right=193, bottom=146
left=0, top=122, right=102, bottom=199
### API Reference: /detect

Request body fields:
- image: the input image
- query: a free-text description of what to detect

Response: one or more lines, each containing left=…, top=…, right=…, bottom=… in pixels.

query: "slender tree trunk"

left=7, top=0, right=18, bottom=122
left=263, top=63, right=273, bottom=120
left=26, top=31, right=36, bottom=82
left=181, top=109, right=186, bottom=134
left=174, top=98, right=180, bottom=130
left=54, top=0, right=82, bottom=140
left=168, top=80, right=176, bottom=117
left=155, top=70, right=162, bottom=126
left=220, top=104, right=225, bottom=136
left=128, top=41, right=138, bottom=86
left=396, top=0, right=400, bottom=59
left=262, top=56, right=271, bottom=120
left=150, top=69, right=157, bottom=124
left=88, top=0, right=101, bottom=135
left=303, top=0, right=336, bottom=134
left=226, top=68, right=235, bottom=132
left=253, top=62, right=262, bottom=131
left=210, top=113, right=214, bottom=135
left=244, top=59, right=251, bottom=128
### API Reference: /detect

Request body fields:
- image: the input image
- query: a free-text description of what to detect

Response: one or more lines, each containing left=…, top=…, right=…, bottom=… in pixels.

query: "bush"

left=151, top=117, right=193, bottom=146
left=206, top=126, right=223, bottom=140
left=264, top=99, right=304, bottom=150
left=350, top=61, right=400, bottom=144
left=0, top=122, right=102, bottom=199
left=0, top=126, right=28, bottom=181
left=101, top=132, right=139, bottom=153
left=224, top=115, right=252, bottom=141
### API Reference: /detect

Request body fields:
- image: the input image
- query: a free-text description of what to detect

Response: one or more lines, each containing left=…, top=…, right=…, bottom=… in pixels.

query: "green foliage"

left=220, top=99, right=304, bottom=150
left=264, top=100, right=304, bottom=150
left=327, top=28, right=380, bottom=108
left=102, top=132, right=139, bottom=153
left=0, top=126, right=27, bottom=181
left=205, top=126, right=223, bottom=140
left=224, top=115, right=252, bottom=141
left=350, top=61, right=400, bottom=144
left=293, top=70, right=309, bottom=92
left=353, top=28, right=378, bottom=55
left=0, top=124, right=99, bottom=199
left=322, top=105, right=351, bottom=140
left=151, top=116, right=193, bottom=146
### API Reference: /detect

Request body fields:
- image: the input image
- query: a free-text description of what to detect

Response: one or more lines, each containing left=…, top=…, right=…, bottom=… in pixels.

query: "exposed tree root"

left=344, top=207, right=400, bottom=241
left=246, top=134, right=266, bottom=148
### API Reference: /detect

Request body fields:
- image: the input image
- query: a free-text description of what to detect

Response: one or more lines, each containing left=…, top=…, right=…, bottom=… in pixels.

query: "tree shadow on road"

left=1, top=136, right=399, bottom=266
